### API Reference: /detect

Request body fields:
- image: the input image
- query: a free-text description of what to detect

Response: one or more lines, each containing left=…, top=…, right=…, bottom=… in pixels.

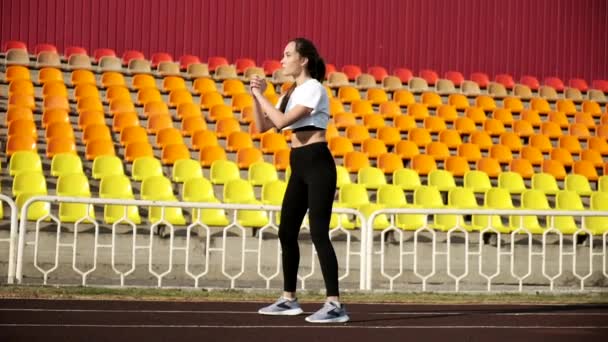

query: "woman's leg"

left=278, top=173, right=308, bottom=295
left=306, top=153, right=339, bottom=297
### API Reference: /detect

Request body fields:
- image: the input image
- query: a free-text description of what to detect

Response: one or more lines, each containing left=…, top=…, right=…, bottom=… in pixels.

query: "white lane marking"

left=0, top=324, right=607, bottom=329
left=0, top=308, right=606, bottom=316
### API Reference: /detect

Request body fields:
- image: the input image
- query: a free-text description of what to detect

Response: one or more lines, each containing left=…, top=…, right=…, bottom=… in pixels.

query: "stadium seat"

left=357, top=166, right=387, bottom=189
left=12, top=171, right=47, bottom=198
left=541, top=160, right=567, bottom=181
left=131, top=156, right=163, bottom=182
left=586, top=192, right=608, bottom=235
left=161, top=143, right=191, bottom=165
left=85, top=139, right=115, bottom=160
left=464, top=170, right=492, bottom=193
left=140, top=176, right=186, bottom=225
left=199, top=145, right=227, bottom=167
left=248, top=162, right=279, bottom=187
left=223, top=179, right=268, bottom=227
left=51, top=153, right=84, bottom=177
left=474, top=188, right=514, bottom=233
left=273, top=149, right=290, bottom=171
left=443, top=187, right=478, bottom=231
left=552, top=191, right=584, bottom=234
left=392, top=168, right=421, bottom=191
left=9, top=151, right=42, bottom=176
left=56, top=173, right=95, bottom=222
left=427, top=170, right=457, bottom=191
left=210, top=160, right=240, bottom=185
left=236, top=147, right=264, bottom=169
left=344, top=151, right=370, bottom=173
left=172, top=159, right=203, bottom=183
left=92, top=155, right=124, bottom=180
left=46, top=137, right=77, bottom=158
left=498, top=171, right=527, bottom=194
left=573, top=160, right=599, bottom=180
left=99, top=174, right=141, bottom=224
left=509, top=158, right=535, bottom=179
left=530, top=173, right=559, bottom=196
left=377, top=153, right=404, bottom=174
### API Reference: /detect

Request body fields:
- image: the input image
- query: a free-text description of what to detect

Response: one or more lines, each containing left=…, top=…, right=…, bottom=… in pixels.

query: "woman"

left=251, top=38, right=349, bottom=324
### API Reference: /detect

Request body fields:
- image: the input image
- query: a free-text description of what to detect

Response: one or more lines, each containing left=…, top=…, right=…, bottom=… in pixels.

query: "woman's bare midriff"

left=290, top=130, right=326, bottom=147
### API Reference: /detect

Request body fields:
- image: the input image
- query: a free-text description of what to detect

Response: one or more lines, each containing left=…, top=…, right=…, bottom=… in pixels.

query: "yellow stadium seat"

left=140, top=175, right=186, bottom=225
left=98, top=175, right=141, bottom=224
left=9, top=151, right=42, bottom=176
left=498, top=171, right=526, bottom=194
left=92, top=155, right=124, bottom=180
left=464, top=170, right=492, bottom=193
left=248, top=162, right=279, bottom=186
left=182, top=177, right=229, bottom=226
left=50, top=153, right=83, bottom=178
left=12, top=171, right=47, bottom=198
left=586, top=192, right=608, bottom=235
left=392, top=167, right=422, bottom=191
left=552, top=191, right=584, bottom=234
left=172, top=159, right=203, bottom=183
left=531, top=173, right=560, bottom=195
left=223, top=179, right=268, bottom=227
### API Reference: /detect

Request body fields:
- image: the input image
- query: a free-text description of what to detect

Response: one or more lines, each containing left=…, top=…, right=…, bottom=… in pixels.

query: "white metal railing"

left=366, top=208, right=608, bottom=292
left=8, top=196, right=608, bottom=292
left=0, top=194, right=18, bottom=284
left=15, top=196, right=366, bottom=289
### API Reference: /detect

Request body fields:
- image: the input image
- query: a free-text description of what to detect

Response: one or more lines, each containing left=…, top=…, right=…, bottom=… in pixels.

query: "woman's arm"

left=250, top=77, right=275, bottom=133
left=250, top=75, right=313, bottom=130
left=251, top=88, right=312, bottom=130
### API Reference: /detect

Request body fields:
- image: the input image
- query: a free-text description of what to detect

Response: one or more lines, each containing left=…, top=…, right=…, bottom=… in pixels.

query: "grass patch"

left=1, top=285, right=607, bottom=304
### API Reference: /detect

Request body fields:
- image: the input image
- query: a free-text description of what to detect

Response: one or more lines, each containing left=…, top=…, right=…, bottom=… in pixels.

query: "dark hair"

left=279, top=38, right=326, bottom=113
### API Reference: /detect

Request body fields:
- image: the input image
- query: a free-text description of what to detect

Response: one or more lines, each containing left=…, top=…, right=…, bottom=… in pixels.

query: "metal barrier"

left=0, top=194, right=18, bottom=284
left=11, top=196, right=608, bottom=292
left=365, top=208, right=608, bottom=292
left=15, top=196, right=366, bottom=289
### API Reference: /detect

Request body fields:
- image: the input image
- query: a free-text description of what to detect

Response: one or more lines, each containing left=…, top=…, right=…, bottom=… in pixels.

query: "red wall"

left=2, top=0, right=606, bottom=82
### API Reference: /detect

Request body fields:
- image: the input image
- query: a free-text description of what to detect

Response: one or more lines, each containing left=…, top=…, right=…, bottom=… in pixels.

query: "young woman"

left=251, top=38, right=349, bottom=323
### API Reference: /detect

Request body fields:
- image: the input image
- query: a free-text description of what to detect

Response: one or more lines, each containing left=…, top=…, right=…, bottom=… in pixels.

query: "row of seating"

left=7, top=166, right=608, bottom=235
left=3, top=39, right=608, bottom=95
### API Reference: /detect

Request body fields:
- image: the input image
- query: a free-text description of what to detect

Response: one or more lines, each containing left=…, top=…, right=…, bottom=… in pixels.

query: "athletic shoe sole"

left=258, top=308, right=304, bottom=316
left=305, top=314, right=350, bottom=323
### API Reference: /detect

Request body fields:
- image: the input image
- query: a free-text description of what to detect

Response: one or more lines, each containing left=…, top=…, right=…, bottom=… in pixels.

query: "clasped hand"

left=249, top=75, right=267, bottom=96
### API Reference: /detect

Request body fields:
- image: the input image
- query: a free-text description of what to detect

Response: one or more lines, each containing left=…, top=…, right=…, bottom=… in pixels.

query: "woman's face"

left=281, top=41, right=306, bottom=77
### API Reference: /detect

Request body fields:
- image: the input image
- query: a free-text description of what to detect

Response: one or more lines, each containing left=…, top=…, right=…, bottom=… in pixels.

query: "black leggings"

left=279, top=142, right=340, bottom=297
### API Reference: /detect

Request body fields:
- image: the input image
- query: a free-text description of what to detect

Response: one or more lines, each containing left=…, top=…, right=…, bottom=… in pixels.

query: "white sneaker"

left=258, top=297, right=304, bottom=316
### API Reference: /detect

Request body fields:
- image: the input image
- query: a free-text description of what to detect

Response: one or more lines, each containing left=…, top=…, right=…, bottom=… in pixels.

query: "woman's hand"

left=250, top=75, right=267, bottom=97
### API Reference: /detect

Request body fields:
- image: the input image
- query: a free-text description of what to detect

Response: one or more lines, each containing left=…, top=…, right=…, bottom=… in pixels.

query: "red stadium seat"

left=122, top=50, right=145, bottom=65
left=591, top=80, right=608, bottom=92
left=419, top=69, right=439, bottom=86
left=444, top=71, right=464, bottom=86
left=34, top=43, right=58, bottom=54
left=569, top=78, right=589, bottom=92
left=393, top=68, right=413, bottom=83
left=208, top=56, right=229, bottom=72
left=495, top=74, right=515, bottom=89
left=520, top=75, right=540, bottom=90
left=65, top=46, right=88, bottom=59
left=367, top=66, right=388, bottom=82
left=179, top=54, right=201, bottom=70
left=470, top=72, right=490, bottom=88
left=93, top=48, right=117, bottom=62
left=3, top=40, right=27, bottom=52
left=342, top=64, right=362, bottom=81
left=544, top=77, right=565, bottom=92
left=151, top=52, right=173, bottom=68
left=262, top=59, right=281, bottom=76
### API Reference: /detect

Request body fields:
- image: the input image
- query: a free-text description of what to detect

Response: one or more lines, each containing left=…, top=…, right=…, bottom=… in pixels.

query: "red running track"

left=0, top=299, right=607, bottom=342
